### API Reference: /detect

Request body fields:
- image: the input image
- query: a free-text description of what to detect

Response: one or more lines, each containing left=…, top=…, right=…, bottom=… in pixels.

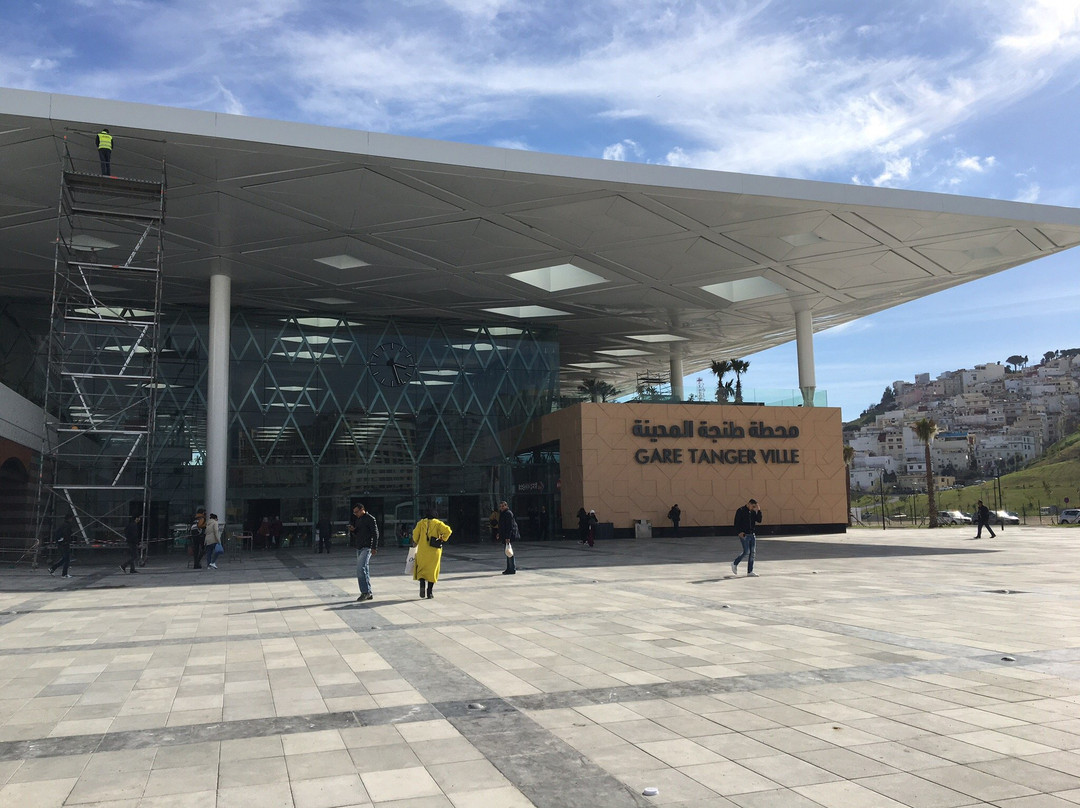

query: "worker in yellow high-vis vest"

left=96, top=128, right=113, bottom=175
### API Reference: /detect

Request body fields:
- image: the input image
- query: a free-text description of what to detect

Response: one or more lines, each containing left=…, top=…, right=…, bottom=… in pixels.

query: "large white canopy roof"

left=3, top=88, right=1080, bottom=393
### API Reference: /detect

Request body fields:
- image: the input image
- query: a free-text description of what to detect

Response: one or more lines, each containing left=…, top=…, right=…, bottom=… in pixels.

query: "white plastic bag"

left=404, top=545, right=417, bottom=575
left=504, top=542, right=514, bottom=558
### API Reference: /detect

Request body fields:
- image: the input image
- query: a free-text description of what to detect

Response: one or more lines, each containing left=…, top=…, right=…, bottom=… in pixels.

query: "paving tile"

left=217, top=781, right=296, bottom=808
left=290, top=774, right=368, bottom=808
left=638, top=738, right=726, bottom=767
left=854, top=771, right=977, bottom=807
left=360, top=766, right=443, bottom=802
left=739, top=752, right=841, bottom=787
left=917, top=764, right=1038, bottom=802
left=680, top=760, right=783, bottom=795
left=795, top=779, right=910, bottom=808
left=0, top=777, right=78, bottom=808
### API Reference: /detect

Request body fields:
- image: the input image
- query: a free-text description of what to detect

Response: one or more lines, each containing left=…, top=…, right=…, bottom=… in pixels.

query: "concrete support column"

left=669, top=348, right=684, bottom=401
left=206, top=273, right=231, bottom=521
left=795, top=308, right=816, bottom=407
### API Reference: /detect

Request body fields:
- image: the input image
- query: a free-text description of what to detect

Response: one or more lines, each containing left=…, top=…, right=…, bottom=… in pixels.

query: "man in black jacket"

left=731, top=499, right=762, bottom=577
left=974, top=500, right=996, bottom=539
left=121, top=515, right=141, bottom=573
left=498, top=501, right=518, bottom=575
left=48, top=514, right=76, bottom=577
left=351, top=503, right=379, bottom=601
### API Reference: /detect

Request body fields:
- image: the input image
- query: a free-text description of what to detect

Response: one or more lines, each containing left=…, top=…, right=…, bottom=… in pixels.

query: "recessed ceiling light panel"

left=626, top=334, right=688, bottom=343
left=508, top=263, right=607, bottom=292
left=482, top=305, right=569, bottom=318
left=314, top=254, right=370, bottom=270
left=701, top=276, right=787, bottom=302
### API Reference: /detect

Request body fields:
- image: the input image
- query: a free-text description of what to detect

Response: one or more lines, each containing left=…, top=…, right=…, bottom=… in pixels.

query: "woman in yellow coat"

left=412, top=510, right=451, bottom=599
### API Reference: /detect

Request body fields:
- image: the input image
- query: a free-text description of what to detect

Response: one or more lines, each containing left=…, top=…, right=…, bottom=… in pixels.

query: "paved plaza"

left=1, top=526, right=1079, bottom=807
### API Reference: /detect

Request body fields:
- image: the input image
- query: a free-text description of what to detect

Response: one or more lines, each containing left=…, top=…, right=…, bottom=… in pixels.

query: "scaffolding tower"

left=34, top=136, right=166, bottom=565
left=636, top=369, right=671, bottom=400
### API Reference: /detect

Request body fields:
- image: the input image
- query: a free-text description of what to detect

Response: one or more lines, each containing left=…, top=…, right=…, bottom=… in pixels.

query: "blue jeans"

left=206, top=543, right=220, bottom=565
left=50, top=546, right=71, bottom=575
left=734, top=533, right=756, bottom=573
left=356, top=548, right=372, bottom=594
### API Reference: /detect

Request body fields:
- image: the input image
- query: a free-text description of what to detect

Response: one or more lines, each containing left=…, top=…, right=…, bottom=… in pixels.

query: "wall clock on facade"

left=368, top=342, right=416, bottom=387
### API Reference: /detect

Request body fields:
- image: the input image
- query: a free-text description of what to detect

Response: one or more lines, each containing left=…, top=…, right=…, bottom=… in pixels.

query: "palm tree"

left=729, top=358, right=750, bottom=403
left=913, top=417, right=939, bottom=527
left=843, top=445, right=854, bottom=526
left=578, top=378, right=620, bottom=402
left=709, top=359, right=734, bottom=402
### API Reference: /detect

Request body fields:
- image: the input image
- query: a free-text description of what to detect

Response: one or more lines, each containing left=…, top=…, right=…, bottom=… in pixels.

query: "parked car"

left=991, top=510, right=1020, bottom=525
left=937, top=510, right=972, bottom=525
left=1060, top=508, right=1080, bottom=524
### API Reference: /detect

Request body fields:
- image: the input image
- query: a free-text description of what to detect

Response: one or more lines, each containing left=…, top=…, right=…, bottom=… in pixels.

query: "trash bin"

left=634, top=519, right=652, bottom=539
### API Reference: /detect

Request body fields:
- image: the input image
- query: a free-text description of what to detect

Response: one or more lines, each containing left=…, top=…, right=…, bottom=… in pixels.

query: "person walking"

left=120, top=514, right=141, bottom=574
left=48, top=514, right=76, bottom=577
left=668, top=504, right=681, bottom=534
left=204, top=513, right=222, bottom=569
left=351, top=503, right=379, bottom=601
left=96, top=128, right=113, bottom=175
left=498, top=501, right=519, bottom=574
left=412, top=509, right=451, bottom=599
left=731, top=498, right=762, bottom=577
left=316, top=515, right=333, bottom=553
left=586, top=509, right=599, bottom=547
left=576, top=507, right=589, bottom=544
left=974, top=500, right=996, bottom=539
left=191, top=508, right=206, bottom=569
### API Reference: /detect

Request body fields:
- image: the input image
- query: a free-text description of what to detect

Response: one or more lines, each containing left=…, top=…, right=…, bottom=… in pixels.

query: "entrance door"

left=247, top=499, right=281, bottom=549
left=448, top=495, right=481, bottom=543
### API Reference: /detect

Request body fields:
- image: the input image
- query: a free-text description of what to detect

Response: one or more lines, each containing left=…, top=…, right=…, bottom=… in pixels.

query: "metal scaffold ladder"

left=33, top=135, right=167, bottom=566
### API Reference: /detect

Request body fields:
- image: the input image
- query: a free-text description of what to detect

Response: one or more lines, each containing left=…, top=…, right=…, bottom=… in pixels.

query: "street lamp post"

left=878, top=468, right=887, bottom=531
left=995, top=458, right=1005, bottom=531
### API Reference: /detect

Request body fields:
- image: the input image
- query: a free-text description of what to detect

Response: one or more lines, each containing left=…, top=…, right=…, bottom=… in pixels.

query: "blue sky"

left=6, top=0, right=1080, bottom=419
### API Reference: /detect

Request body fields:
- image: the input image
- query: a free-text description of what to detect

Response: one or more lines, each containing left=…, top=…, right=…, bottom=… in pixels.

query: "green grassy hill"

left=853, top=427, right=1080, bottom=522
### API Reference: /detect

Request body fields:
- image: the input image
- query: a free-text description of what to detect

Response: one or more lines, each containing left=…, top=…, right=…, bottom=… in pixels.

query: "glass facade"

left=3, top=302, right=561, bottom=546
left=166, top=311, right=560, bottom=544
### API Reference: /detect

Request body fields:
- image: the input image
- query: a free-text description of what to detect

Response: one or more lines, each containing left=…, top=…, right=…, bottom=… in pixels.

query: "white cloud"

left=603, top=139, right=643, bottom=161
left=1015, top=182, right=1041, bottom=203
left=665, top=146, right=691, bottom=167
left=954, top=154, right=996, bottom=172
left=30, top=58, right=57, bottom=71
left=214, top=79, right=246, bottom=116
left=491, top=138, right=532, bottom=150
left=871, top=157, right=912, bottom=187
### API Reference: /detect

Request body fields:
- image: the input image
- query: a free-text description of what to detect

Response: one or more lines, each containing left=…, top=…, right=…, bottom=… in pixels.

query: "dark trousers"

left=191, top=536, right=204, bottom=567
left=50, top=546, right=71, bottom=575
left=505, top=548, right=517, bottom=573
left=734, top=533, right=756, bottom=573
left=98, top=148, right=111, bottom=175
left=975, top=521, right=996, bottom=538
left=317, top=537, right=331, bottom=553
left=122, top=542, right=138, bottom=571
